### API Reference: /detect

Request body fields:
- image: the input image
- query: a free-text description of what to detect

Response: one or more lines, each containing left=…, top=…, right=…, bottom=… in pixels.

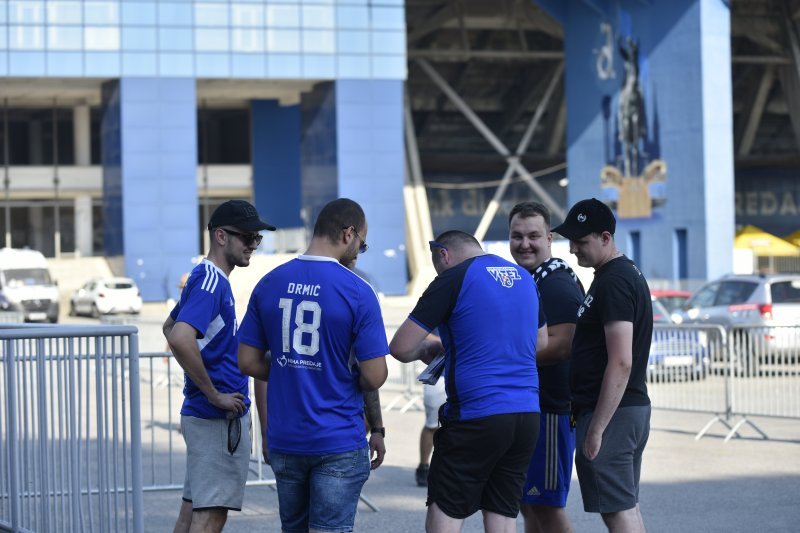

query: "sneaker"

left=415, top=464, right=429, bottom=487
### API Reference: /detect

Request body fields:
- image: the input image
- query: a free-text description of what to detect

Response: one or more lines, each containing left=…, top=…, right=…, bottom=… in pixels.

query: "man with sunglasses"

left=163, top=199, right=275, bottom=533
left=238, top=198, right=388, bottom=533
left=390, top=230, right=548, bottom=533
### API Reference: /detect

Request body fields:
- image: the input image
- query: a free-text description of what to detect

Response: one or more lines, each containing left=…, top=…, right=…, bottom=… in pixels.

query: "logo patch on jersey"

left=527, top=485, right=541, bottom=496
left=277, top=354, right=288, bottom=367
left=486, top=266, right=522, bottom=288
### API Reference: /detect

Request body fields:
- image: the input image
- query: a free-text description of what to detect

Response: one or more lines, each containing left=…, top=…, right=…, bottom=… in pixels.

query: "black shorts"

left=427, top=412, right=539, bottom=519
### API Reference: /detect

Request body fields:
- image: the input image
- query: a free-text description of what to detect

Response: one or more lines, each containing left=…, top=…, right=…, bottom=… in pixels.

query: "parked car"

left=648, top=297, right=710, bottom=381
left=70, top=277, right=143, bottom=317
left=651, top=289, right=692, bottom=313
left=673, top=273, right=800, bottom=373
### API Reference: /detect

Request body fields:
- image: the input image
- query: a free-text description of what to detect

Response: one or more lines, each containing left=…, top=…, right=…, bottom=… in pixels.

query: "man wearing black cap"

left=163, top=199, right=275, bottom=533
left=552, top=198, right=652, bottom=533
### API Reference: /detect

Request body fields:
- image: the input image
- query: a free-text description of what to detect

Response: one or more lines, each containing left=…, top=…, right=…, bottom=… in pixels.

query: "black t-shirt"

left=571, top=256, right=652, bottom=411
left=537, top=267, right=584, bottom=415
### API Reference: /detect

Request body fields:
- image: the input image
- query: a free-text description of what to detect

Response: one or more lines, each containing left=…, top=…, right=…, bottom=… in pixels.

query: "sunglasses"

left=228, top=417, right=241, bottom=455
left=221, top=228, right=263, bottom=247
left=429, top=240, right=447, bottom=252
left=343, top=226, right=369, bottom=254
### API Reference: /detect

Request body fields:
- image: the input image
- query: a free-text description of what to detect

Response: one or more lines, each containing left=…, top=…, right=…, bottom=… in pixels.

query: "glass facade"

left=0, top=0, right=406, bottom=79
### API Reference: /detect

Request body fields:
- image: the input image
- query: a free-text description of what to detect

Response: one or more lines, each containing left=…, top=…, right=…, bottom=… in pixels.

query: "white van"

left=0, top=248, right=60, bottom=322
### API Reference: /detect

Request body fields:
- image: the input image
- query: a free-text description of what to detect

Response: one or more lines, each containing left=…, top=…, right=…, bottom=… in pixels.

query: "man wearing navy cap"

left=552, top=198, right=652, bottom=533
left=164, top=199, right=275, bottom=533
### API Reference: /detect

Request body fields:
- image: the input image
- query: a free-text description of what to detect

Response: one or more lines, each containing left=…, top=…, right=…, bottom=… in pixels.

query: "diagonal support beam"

left=408, top=2, right=458, bottom=45
left=415, top=58, right=566, bottom=234
left=738, top=65, right=775, bottom=156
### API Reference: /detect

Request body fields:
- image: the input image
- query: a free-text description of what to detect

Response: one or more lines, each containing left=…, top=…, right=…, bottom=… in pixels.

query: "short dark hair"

left=434, top=230, right=481, bottom=250
left=313, top=198, right=366, bottom=243
left=508, top=201, right=550, bottom=229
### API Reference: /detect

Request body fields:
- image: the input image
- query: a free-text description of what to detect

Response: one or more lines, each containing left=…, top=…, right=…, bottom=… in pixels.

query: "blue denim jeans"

left=270, top=446, right=371, bottom=533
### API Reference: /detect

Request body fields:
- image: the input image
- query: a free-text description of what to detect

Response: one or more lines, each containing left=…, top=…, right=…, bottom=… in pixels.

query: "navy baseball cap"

left=207, top=200, right=276, bottom=232
left=552, top=198, right=616, bottom=240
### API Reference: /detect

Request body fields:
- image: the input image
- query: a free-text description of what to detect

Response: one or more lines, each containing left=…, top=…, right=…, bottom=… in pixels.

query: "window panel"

left=195, top=3, right=229, bottom=27
left=232, top=53, right=266, bottom=77
left=268, top=53, right=301, bottom=78
left=337, top=31, right=369, bottom=54
left=85, top=27, right=120, bottom=50
left=302, top=5, right=334, bottom=28
left=0, top=28, right=5, bottom=50
left=195, top=28, right=229, bottom=52
left=371, top=31, right=404, bottom=54
left=122, top=27, right=157, bottom=51
left=159, top=52, right=194, bottom=76
left=232, top=29, right=264, bottom=52
left=9, top=26, right=44, bottom=50
left=195, top=53, right=230, bottom=77
left=0, top=2, right=6, bottom=25
left=337, top=55, right=370, bottom=79
left=267, top=29, right=300, bottom=52
left=84, top=2, right=119, bottom=25
left=121, top=2, right=156, bottom=25
left=47, top=26, right=83, bottom=50
left=302, top=30, right=334, bottom=53
left=47, top=2, right=82, bottom=24
left=10, top=1, right=44, bottom=24
left=335, top=6, right=368, bottom=29
left=231, top=4, right=264, bottom=27
left=47, top=51, right=83, bottom=75
left=123, top=52, right=158, bottom=76
left=371, top=7, right=404, bottom=30
left=371, top=55, right=405, bottom=79
left=9, top=52, right=46, bottom=75
left=266, top=5, right=300, bottom=27
left=84, top=52, right=120, bottom=76
left=159, top=28, right=193, bottom=51
left=303, top=54, right=335, bottom=78
left=159, top=3, right=193, bottom=26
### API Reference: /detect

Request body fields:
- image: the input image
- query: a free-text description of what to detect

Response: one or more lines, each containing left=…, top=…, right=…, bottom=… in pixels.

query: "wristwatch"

left=370, top=427, right=385, bottom=438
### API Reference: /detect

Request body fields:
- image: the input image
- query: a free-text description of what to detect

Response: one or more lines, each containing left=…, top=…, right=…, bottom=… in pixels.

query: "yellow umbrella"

left=784, top=229, right=800, bottom=248
left=735, top=225, right=800, bottom=257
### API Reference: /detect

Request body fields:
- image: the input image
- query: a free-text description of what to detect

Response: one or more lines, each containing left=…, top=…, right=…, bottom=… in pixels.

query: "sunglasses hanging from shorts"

left=221, top=228, right=263, bottom=247
left=228, top=417, right=242, bottom=455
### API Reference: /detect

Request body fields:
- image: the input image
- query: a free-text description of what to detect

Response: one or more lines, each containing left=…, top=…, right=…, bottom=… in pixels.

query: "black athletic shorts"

left=427, top=411, right=540, bottom=519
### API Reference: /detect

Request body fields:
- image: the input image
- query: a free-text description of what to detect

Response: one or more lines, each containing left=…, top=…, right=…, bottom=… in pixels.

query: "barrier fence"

left=0, top=324, right=142, bottom=533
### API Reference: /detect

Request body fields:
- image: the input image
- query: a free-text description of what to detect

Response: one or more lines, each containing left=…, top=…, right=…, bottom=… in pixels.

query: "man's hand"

left=419, top=338, right=444, bottom=365
left=210, top=391, right=246, bottom=417
left=368, top=433, right=385, bottom=469
left=583, top=427, right=602, bottom=460
left=262, top=432, right=269, bottom=465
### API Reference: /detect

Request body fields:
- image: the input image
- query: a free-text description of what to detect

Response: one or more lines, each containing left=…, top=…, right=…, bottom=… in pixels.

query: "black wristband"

left=370, top=427, right=385, bottom=437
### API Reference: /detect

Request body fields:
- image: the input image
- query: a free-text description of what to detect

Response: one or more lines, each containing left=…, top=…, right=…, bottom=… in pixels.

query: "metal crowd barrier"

left=646, top=324, right=800, bottom=442
left=0, top=324, right=143, bottom=533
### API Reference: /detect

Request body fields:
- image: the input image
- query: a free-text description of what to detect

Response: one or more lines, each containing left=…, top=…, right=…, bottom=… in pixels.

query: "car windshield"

left=771, top=281, right=800, bottom=304
left=715, top=281, right=758, bottom=306
left=652, top=299, right=672, bottom=323
left=4, top=268, right=52, bottom=287
left=106, top=281, right=134, bottom=290
left=656, top=295, right=690, bottom=312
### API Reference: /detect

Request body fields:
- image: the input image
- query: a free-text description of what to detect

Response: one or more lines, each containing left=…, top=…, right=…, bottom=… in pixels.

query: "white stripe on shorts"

left=544, top=413, right=559, bottom=491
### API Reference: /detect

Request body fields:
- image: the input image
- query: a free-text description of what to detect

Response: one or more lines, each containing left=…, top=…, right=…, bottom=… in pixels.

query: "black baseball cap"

left=552, top=198, right=616, bottom=240
left=207, top=200, right=276, bottom=232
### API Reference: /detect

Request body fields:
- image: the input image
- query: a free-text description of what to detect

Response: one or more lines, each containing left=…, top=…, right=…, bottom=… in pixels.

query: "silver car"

left=675, top=274, right=800, bottom=373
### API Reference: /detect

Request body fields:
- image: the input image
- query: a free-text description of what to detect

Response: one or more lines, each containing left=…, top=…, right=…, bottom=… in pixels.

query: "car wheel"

left=91, top=303, right=100, bottom=319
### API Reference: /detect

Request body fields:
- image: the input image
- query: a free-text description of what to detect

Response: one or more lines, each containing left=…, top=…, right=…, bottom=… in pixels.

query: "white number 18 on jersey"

left=279, top=298, right=321, bottom=356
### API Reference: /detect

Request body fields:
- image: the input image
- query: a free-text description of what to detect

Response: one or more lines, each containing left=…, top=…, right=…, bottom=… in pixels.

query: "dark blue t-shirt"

left=170, top=259, right=250, bottom=419
left=409, top=254, right=546, bottom=422
left=238, top=255, right=389, bottom=455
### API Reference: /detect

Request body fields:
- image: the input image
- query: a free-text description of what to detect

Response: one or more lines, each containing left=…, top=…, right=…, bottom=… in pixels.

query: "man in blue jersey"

left=163, top=199, right=275, bottom=533
left=238, top=198, right=388, bottom=533
left=390, top=230, right=548, bottom=533
left=509, top=202, right=584, bottom=533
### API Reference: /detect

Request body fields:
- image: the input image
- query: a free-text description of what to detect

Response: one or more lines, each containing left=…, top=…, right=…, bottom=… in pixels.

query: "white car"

left=70, top=277, right=143, bottom=317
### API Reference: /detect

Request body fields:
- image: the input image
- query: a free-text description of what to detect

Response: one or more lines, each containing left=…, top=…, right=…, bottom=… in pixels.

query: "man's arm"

left=358, top=357, right=388, bottom=391
left=535, top=322, right=575, bottom=366
left=167, top=321, right=245, bottom=415
left=583, top=320, right=633, bottom=460
left=363, top=390, right=385, bottom=469
left=389, top=320, right=443, bottom=364
left=162, top=315, right=176, bottom=341
left=536, top=324, right=549, bottom=355
left=254, top=379, right=268, bottom=464
left=238, top=343, right=271, bottom=382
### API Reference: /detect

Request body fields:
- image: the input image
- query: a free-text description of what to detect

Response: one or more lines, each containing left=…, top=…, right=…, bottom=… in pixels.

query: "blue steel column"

left=536, top=0, right=734, bottom=283
left=301, top=80, right=406, bottom=295
left=101, top=78, right=199, bottom=301
left=251, top=101, right=303, bottom=228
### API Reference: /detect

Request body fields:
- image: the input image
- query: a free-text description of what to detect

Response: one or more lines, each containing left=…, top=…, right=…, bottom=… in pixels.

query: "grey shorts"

left=423, top=381, right=447, bottom=429
left=575, top=404, right=651, bottom=513
left=181, top=412, right=251, bottom=511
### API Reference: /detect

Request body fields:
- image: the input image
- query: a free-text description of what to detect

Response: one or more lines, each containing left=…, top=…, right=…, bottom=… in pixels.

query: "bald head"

left=430, top=230, right=485, bottom=274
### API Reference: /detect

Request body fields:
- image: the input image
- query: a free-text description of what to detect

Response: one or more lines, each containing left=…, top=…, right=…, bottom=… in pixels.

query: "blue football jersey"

left=170, top=259, right=250, bottom=419
left=238, top=255, right=389, bottom=455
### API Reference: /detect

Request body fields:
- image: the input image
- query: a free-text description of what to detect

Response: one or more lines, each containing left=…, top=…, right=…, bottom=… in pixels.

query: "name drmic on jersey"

left=287, top=283, right=321, bottom=296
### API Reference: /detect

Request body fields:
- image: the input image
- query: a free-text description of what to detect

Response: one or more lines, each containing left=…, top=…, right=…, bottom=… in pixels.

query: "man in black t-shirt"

left=509, top=202, right=584, bottom=533
left=552, top=198, right=652, bottom=533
